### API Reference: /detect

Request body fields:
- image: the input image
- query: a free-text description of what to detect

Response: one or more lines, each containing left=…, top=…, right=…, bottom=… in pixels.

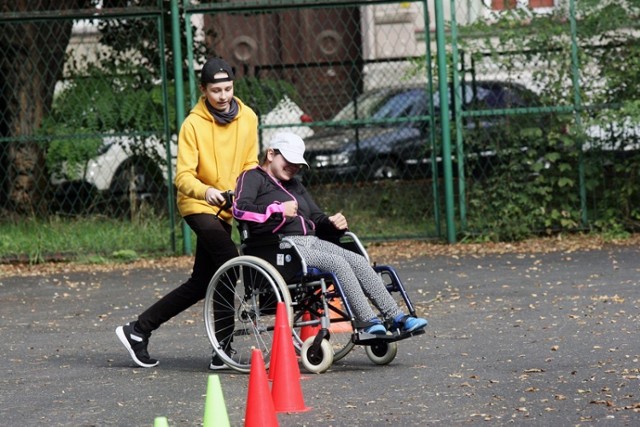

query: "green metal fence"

left=0, top=1, right=178, bottom=261
left=180, top=0, right=446, bottom=248
left=448, top=0, right=640, bottom=241
left=0, top=0, right=638, bottom=262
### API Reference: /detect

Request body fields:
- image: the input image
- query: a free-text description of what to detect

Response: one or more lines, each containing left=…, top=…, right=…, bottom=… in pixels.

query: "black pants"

left=137, top=213, right=238, bottom=334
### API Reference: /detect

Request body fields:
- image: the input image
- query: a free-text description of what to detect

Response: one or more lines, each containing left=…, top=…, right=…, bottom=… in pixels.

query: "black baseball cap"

left=200, top=57, right=235, bottom=84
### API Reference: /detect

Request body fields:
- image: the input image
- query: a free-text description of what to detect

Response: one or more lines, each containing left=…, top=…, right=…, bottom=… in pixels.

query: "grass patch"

left=0, top=215, right=174, bottom=264
left=309, top=179, right=440, bottom=239
left=1, top=180, right=441, bottom=264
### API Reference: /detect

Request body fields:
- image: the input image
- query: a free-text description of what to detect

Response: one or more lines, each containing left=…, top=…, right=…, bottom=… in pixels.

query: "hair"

left=260, top=148, right=278, bottom=165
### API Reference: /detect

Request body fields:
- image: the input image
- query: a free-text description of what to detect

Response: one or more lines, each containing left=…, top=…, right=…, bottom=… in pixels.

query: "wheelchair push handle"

left=216, top=190, right=234, bottom=217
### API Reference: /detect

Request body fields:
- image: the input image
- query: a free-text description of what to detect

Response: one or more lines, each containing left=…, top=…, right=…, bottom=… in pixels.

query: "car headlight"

left=313, top=152, right=351, bottom=168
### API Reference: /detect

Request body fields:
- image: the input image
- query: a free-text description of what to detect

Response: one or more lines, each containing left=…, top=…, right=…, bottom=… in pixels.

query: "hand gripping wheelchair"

left=203, top=223, right=424, bottom=374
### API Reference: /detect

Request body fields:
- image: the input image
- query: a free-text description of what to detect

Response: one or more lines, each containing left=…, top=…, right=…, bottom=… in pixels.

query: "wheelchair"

left=203, top=224, right=424, bottom=374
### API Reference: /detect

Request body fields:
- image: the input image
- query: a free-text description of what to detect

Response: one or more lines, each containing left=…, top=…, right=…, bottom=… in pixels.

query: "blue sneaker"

left=393, top=315, right=428, bottom=333
left=363, top=319, right=387, bottom=335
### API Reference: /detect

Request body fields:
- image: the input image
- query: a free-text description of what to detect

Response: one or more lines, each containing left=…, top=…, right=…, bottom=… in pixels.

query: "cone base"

left=274, top=404, right=312, bottom=414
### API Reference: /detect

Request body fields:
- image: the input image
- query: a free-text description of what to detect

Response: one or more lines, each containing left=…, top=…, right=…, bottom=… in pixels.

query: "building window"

left=529, top=0, right=554, bottom=7
left=492, top=0, right=554, bottom=10
left=492, top=0, right=516, bottom=10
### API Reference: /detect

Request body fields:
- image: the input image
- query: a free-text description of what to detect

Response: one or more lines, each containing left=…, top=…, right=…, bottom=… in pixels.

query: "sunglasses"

left=272, top=149, right=302, bottom=168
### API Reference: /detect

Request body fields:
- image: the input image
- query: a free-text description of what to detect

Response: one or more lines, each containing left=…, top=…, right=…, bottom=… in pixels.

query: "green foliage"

left=465, top=120, right=581, bottom=241
left=111, top=249, right=140, bottom=262
left=234, top=77, right=299, bottom=116
left=95, top=0, right=208, bottom=82
left=41, top=3, right=189, bottom=181
left=42, top=65, right=296, bottom=178
left=49, top=63, right=172, bottom=132
left=41, top=62, right=174, bottom=177
left=456, top=0, right=640, bottom=240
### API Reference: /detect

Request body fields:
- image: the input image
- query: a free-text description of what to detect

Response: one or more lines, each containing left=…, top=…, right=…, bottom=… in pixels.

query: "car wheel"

left=369, top=158, right=402, bottom=180
left=109, top=158, right=166, bottom=216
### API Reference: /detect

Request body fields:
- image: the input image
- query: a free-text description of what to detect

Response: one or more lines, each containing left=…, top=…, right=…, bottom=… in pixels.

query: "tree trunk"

left=0, top=0, right=91, bottom=215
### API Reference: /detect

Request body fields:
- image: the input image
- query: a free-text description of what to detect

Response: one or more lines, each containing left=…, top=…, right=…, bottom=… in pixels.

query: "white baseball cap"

left=268, top=132, right=309, bottom=168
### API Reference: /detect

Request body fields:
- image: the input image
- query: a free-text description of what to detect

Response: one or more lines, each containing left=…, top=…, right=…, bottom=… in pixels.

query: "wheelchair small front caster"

left=365, top=341, right=398, bottom=365
left=300, top=337, right=334, bottom=374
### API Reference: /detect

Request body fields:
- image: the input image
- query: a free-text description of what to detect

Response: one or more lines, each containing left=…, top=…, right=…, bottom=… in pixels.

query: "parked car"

left=50, top=95, right=313, bottom=214
left=583, top=118, right=640, bottom=153
left=302, top=80, right=548, bottom=183
left=257, top=94, right=314, bottom=145
left=50, top=133, right=175, bottom=214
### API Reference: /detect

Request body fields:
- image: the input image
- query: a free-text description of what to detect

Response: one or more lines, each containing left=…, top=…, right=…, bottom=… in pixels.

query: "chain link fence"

left=184, top=1, right=444, bottom=242
left=448, top=0, right=640, bottom=240
left=0, top=1, right=178, bottom=261
left=1, top=0, right=639, bottom=262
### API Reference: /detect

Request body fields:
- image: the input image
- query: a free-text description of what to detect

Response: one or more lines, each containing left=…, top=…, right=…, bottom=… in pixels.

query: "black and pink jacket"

left=233, top=166, right=338, bottom=237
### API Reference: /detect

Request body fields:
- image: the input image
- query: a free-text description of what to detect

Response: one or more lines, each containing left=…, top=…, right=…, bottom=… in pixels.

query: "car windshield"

left=332, top=88, right=431, bottom=122
left=371, top=89, right=428, bottom=120
left=329, top=82, right=531, bottom=124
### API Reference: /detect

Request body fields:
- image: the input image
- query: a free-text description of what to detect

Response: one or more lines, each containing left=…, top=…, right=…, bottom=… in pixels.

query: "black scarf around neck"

left=205, top=98, right=239, bottom=124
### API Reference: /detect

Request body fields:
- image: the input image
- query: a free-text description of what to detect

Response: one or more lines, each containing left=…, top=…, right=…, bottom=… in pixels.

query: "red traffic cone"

left=299, top=311, right=321, bottom=342
left=268, top=302, right=289, bottom=381
left=245, top=349, right=279, bottom=427
left=271, top=322, right=311, bottom=413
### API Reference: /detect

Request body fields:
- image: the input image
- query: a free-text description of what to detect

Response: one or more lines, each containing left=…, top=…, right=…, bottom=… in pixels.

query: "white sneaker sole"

left=208, top=363, right=229, bottom=371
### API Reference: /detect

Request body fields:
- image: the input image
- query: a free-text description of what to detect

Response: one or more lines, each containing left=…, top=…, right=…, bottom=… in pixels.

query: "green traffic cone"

left=154, top=416, right=169, bottom=427
left=203, top=374, right=230, bottom=427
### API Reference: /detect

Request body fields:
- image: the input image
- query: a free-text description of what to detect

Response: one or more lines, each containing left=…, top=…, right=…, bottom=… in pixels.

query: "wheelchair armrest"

left=336, top=231, right=370, bottom=264
left=241, top=234, right=281, bottom=248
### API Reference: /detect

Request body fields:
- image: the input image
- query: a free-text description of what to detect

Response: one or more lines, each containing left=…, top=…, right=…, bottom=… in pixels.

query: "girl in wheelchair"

left=232, top=131, right=428, bottom=336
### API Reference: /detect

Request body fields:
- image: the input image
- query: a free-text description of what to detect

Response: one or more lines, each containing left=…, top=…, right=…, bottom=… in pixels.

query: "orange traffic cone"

left=299, top=311, right=321, bottom=342
left=268, top=302, right=289, bottom=381
left=271, top=322, right=311, bottom=413
left=245, top=349, right=279, bottom=427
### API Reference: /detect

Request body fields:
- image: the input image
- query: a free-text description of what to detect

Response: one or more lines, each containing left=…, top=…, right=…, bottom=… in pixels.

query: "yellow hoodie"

left=175, top=96, right=258, bottom=223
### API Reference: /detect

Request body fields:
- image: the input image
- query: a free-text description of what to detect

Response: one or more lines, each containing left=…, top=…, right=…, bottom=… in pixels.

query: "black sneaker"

left=208, top=342, right=235, bottom=370
left=208, top=352, right=228, bottom=371
left=115, top=321, right=159, bottom=368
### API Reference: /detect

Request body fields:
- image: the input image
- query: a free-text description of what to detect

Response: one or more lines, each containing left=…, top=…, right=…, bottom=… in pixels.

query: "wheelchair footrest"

left=353, top=327, right=425, bottom=345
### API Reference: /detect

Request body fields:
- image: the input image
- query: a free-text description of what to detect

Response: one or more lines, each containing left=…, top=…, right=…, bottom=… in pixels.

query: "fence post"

left=434, top=0, right=457, bottom=243
left=170, top=0, right=192, bottom=255
left=449, top=0, right=466, bottom=232
left=568, top=0, right=587, bottom=227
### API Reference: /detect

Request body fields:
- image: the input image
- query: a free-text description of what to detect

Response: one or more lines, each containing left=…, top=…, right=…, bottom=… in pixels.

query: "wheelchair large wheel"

left=300, top=337, right=333, bottom=374
left=365, top=341, right=398, bottom=365
left=204, top=256, right=293, bottom=373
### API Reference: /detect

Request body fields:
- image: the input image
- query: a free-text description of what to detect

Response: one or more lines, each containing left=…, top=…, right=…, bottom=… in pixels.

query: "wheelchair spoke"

left=204, top=256, right=292, bottom=373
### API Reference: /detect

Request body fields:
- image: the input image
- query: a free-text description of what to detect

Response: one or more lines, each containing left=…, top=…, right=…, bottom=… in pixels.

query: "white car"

left=583, top=118, right=640, bottom=152
left=50, top=96, right=313, bottom=213
left=257, top=94, right=314, bottom=146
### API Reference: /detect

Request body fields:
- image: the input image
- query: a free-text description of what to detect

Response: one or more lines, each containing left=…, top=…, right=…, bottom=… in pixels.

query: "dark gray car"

left=303, top=80, right=545, bottom=183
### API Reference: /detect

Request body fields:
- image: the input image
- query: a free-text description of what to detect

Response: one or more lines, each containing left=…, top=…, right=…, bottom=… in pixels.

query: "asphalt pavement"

left=0, top=244, right=639, bottom=426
